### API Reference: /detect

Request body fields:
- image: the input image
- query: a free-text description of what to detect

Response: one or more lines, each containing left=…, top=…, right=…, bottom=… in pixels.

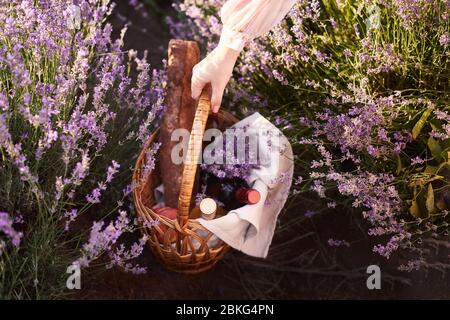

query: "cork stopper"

left=199, top=198, right=217, bottom=219
left=235, top=188, right=261, bottom=205
left=247, top=189, right=261, bottom=204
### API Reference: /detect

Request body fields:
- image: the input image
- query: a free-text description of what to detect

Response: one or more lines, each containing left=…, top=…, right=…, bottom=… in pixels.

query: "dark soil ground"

left=74, top=1, right=450, bottom=300
left=75, top=200, right=450, bottom=299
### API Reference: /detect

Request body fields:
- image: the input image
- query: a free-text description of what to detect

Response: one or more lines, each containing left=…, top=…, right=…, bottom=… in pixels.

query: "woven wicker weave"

left=133, top=85, right=239, bottom=274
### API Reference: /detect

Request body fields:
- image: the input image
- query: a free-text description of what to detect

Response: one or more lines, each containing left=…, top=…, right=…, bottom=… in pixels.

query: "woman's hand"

left=191, top=44, right=240, bottom=113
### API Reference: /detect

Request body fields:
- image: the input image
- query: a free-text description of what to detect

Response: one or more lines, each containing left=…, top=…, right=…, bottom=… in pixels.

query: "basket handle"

left=177, top=84, right=212, bottom=226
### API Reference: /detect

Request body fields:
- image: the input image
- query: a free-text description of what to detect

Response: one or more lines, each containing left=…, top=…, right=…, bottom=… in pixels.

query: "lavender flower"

left=107, top=235, right=148, bottom=274
left=169, top=0, right=450, bottom=272
left=64, top=209, right=78, bottom=231
left=304, top=210, right=317, bottom=218
left=0, top=0, right=166, bottom=277
left=75, top=210, right=132, bottom=268
left=439, top=33, right=450, bottom=46
left=0, top=212, right=23, bottom=252
left=327, top=238, right=351, bottom=248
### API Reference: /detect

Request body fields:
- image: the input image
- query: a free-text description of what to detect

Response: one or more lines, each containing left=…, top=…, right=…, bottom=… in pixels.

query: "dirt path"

left=110, top=1, right=170, bottom=69
left=76, top=192, right=450, bottom=299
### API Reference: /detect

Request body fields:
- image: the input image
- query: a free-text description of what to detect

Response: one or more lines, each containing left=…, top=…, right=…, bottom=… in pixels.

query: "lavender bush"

left=0, top=0, right=165, bottom=298
left=169, top=0, right=449, bottom=271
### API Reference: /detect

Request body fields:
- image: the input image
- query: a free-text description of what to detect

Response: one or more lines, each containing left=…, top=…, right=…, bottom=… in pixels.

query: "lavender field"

left=0, top=0, right=449, bottom=299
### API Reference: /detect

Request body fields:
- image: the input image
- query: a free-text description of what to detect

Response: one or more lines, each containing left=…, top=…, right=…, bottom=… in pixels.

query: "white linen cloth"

left=197, top=112, right=294, bottom=258
left=153, top=184, right=165, bottom=208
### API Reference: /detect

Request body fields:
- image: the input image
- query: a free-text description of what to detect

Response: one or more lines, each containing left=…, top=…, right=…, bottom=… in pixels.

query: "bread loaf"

left=159, top=40, right=200, bottom=207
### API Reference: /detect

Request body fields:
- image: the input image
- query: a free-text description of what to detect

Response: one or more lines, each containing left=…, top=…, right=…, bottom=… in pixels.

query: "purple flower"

left=439, top=33, right=450, bottom=46
left=64, top=209, right=78, bottom=231
left=106, top=160, right=120, bottom=183
left=0, top=212, right=23, bottom=251
left=142, top=142, right=161, bottom=180
left=410, top=156, right=425, bottom=166
left=167, top=0, right=450, bottom=272
left=343, top=48, right=353, bottom=58
left=304, top=210, right=317, bottom=218
left=74, top=210, right=131, bottom=268
left=107, top=235, right=148, bottom=274
left=0, top=0, right=166, bottom=272
left=327, top=238, right=350, bottom=248
left=71, top=152, right=90, bottom=186
left=398, top=259, right=426, bottom=272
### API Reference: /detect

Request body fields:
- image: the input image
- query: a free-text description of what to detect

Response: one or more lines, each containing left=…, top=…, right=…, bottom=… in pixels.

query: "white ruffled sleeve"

left=219, top=0, right=297, bottom=51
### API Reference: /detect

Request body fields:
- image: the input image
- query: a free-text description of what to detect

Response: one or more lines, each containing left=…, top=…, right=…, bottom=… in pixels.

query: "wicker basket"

left=133, top=85, right=239, bottom=274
